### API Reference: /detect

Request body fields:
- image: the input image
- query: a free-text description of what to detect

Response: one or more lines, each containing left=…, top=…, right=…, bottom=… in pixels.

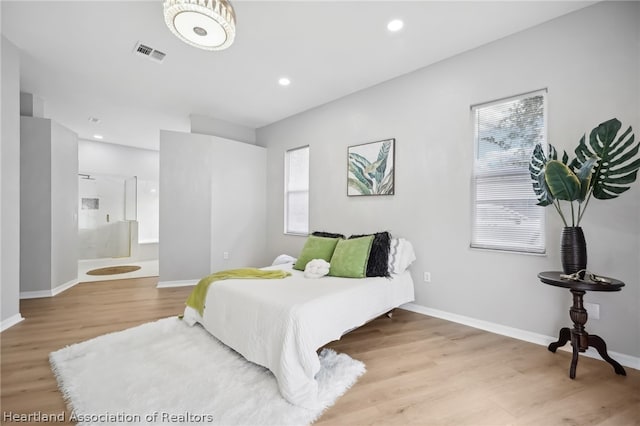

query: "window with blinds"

left=471, top=90, right=546, bottom=254
left=284, top=146, right=309, bottom=235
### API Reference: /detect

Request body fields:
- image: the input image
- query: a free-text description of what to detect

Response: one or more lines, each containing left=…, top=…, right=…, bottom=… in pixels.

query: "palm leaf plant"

left=529, top=118, right=639, bottom=226
left=348, top=140, right=394, bottom=195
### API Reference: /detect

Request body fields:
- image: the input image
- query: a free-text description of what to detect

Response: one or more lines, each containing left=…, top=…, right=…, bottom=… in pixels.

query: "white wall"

left=159, top=131, right=213, bottom=282
left=136, top=178, right=159, bottom=243
left=19, top=92, right=44, bottom=118
left=190, top=114, right=257, bottom=145
left=50, top=121, right=79, bottom=288
left=78, top=139, right=158, bottom=180
left=210, top=136, right=267, bottom=272
left=20, top=117, right=78, bottom=294
left=1, top=35, right=22, bottom=329
left=159, top=130, right=267, bottom=283
left=257, top=2, right=640, bottom=357
left=20, top=118, right=52, bottom=293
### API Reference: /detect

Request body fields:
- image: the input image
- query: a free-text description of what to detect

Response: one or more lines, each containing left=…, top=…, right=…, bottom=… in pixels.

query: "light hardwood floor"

left=1, top=277, right=638, bottom=425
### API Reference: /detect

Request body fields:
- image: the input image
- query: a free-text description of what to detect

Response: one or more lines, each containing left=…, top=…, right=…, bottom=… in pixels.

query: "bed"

left=182, top=261, right=415, bottom=409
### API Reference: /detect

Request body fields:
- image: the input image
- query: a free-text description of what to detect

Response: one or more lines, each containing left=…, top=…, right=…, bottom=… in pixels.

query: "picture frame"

left=347, top=138, right=395, bottom=196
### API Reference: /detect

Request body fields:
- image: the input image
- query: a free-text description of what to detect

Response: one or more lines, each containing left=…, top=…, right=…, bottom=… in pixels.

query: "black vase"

left=560, top=227, right=587, bottom=274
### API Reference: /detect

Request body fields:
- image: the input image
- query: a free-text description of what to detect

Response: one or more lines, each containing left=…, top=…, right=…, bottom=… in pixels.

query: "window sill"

left=469, top=245, right=547, bottom=257
left=139, top=239, right=159, bottom=245
left=284, top=232, right=309, bottom=237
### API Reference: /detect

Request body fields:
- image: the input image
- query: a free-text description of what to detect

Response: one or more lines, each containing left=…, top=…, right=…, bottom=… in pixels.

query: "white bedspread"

left=183, top=262, right=414, bottom=408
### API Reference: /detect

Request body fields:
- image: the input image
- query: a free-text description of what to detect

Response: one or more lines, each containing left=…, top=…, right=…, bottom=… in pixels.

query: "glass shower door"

left=78, top=174, right=136, bottom=259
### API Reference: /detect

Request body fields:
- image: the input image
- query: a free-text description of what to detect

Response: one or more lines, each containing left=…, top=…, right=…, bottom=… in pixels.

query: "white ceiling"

left=2, top=1, right=594, bottom=150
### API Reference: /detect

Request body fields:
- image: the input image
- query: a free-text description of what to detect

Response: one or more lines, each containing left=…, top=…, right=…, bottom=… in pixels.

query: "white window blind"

left=284, top=146, right=309, bottom=235
left=471, top=90, right=546, bottom=254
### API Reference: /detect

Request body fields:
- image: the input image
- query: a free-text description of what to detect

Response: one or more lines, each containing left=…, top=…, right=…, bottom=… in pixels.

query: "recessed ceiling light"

left=387, top=19, right=404, bottom=32
left=93, top=134, right=104, bottom=140
left=278, top=77, right=291, bottom=86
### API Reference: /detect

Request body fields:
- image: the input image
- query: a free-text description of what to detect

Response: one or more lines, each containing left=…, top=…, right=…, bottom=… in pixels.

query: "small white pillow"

left=388, top=238, right=416, bottom=274
left=272, top=254, right=297, bottom=266
left=304, top=259, right=330, bottom=279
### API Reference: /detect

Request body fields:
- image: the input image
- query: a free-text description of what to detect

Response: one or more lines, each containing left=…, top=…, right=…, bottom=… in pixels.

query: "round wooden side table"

left=538, top=271, right=626, bottom=379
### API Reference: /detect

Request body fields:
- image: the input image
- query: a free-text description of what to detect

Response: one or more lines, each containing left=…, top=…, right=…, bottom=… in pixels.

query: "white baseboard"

left=20, top=278, right=79, bottom=299
left=401, top=302, right=640, bottom=371
left=1, top=313, right=24, bottom=332
left=157, top=279, right=198, bottom=288
left=52, top=278, right=79, bottom=296
left=20, top=290, right=53, bottom=299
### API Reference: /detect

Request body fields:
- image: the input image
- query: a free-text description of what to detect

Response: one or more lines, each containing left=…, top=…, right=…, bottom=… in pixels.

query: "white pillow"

left=272, top=254, right=297, bottom=266
left=388, top=238, right=416, bottom=274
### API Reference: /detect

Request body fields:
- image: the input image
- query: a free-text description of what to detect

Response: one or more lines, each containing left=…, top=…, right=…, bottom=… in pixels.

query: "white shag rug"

left=49, top=317, right=365, bottom=426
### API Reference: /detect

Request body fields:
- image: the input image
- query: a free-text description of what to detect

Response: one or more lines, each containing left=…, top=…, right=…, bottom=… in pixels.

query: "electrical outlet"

left=584, top=302, right=600, bottom=320
left=223, top=251, right=229, bottom=260
left=423, top=272, right=431, bottom=283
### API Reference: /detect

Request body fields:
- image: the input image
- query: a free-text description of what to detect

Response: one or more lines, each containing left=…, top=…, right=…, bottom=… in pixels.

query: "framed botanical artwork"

left=347, top=138, right=395, bottom=196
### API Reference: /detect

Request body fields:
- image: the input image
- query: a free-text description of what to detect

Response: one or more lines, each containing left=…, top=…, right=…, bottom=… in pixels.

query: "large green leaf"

left=575, top=155, right=598, bottom=201
left=574, top=118, right=640, bottom=200
left=373, top=140, right=391, bottom=184
left=545, top=160, right=581, bottom=201
left=377, top=167, right=394, bottom=194
left=529, top=143, right=554, bottom=206
left=571, top=135, right=587, bottom=167
left=364, top=159, right=384, bottom=179
left=349, top=153, right=373, bottom=190
left=349, top=152, right=371, bottom=170
left=348, top=177, right=371, bottom=195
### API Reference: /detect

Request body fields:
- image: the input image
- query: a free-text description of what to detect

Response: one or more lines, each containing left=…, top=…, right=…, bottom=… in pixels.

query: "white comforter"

left=183, top=262, right=414, bottom=408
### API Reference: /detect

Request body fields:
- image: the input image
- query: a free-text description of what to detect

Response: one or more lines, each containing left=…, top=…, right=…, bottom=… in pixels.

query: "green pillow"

left=293, top=236, right=340, bottom=271
left=329, top=235, right=374, bottom=278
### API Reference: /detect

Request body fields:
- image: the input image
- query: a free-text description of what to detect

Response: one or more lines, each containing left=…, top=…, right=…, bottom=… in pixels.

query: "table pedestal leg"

left=588, top=334, right=626, bottom=376
left=550, top=289, right=626, bottom=378
left=567, top=289, right=588, bottom=378
left=548, top=327, right=571, bottom=353
left=569, top=331, right=580, bottom=379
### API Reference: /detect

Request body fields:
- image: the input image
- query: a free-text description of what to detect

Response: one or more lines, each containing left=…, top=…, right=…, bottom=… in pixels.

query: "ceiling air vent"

left=150, top=50, right=166, bottom=62
left=133, top=42, right=166, bottom=63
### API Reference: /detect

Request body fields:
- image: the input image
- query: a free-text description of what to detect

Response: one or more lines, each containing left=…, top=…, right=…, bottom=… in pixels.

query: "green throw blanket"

left=185, top=268, right=291, bottom=316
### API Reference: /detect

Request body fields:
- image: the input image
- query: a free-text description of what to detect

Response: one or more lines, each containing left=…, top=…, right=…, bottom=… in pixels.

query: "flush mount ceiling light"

left=278, top=77, right=291, bottom=86
left=164, top=0, right=236, bottom=51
